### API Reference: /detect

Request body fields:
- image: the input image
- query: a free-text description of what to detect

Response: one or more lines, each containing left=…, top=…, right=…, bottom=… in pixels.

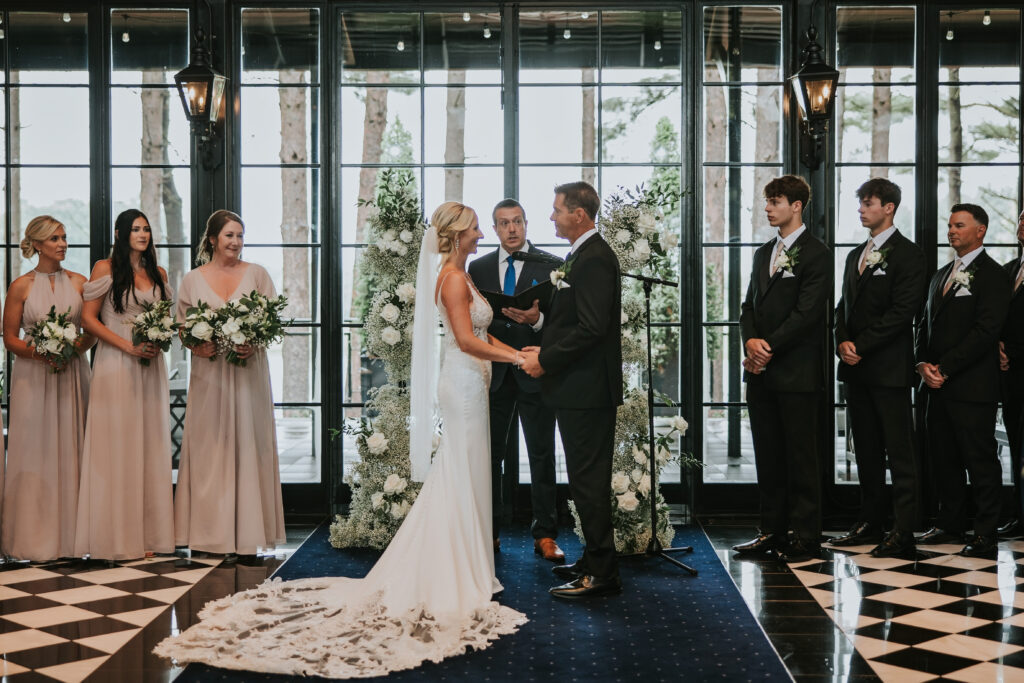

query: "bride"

left=154, top=202, right=528, bottom=677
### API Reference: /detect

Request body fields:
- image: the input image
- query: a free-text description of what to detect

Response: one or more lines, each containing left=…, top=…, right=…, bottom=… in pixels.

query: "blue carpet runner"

left=177, top=524, right=790, bottom=682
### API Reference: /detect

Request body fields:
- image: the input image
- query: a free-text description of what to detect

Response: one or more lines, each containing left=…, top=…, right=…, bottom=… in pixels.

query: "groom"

left=520, top=181, right=624, bottom=599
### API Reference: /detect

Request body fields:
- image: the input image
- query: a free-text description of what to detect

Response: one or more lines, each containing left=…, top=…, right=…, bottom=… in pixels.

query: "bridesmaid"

left=175, top=209, right=285, bottom=557
left=75, top=209, right=175, bottom=561
left=1, top=215, right=94, bottom=562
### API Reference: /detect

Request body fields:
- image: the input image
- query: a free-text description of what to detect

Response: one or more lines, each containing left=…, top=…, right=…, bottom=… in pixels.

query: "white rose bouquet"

left=598, top=184, right=679, bottom=274
left=180, top=300, right=218, bottom=361
left=127, top=299, right=179, bottom=366
left=26, top=305, right=79, bottom=374
left=213, top=289, right=290, bottom=367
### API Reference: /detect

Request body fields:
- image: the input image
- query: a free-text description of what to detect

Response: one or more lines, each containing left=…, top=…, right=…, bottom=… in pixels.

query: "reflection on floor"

left=0, top=526, right=314, bottom=682
left=707, top=526, right=1024, bottom=682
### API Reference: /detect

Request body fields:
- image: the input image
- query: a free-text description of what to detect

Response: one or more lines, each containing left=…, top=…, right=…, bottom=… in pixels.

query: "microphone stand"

left=621, top=270, right=697, bottom=575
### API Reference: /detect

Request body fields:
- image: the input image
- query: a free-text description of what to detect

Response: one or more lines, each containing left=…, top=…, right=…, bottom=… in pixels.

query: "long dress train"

left=154, top=277, right=527, bottom=678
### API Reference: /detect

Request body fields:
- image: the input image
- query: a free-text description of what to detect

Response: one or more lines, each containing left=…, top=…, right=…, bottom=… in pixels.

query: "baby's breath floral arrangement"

left=330, top=170, right=427, bottom=549
left=568, top=184, right=701, bottom=553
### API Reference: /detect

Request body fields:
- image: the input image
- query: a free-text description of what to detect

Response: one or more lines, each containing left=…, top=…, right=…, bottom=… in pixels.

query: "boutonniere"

left=773, top=244, right=801, bottom=275
left=549, top=255, right=576, bottom=291
left=952, top=268, right=974, bottom=292
left=865, top=246, right=892, bottom=270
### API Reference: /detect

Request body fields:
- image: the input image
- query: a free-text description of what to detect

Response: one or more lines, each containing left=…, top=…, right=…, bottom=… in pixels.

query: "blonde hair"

left=197, top=209, right=245, bottom=264
left=430, top=202, right=477, bottom=254
left=21, top=215, right=64, bottom=258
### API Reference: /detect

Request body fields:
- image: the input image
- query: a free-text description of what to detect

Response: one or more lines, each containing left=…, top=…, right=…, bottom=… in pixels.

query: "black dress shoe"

left=917, top=527, right=965, bottom=545
left=778, top=537, right=820, bottom=563
left=552, top=559, right=586, bottom=580
left=829, top=522, right=884, bottom=547
left=870, top=530, right=916, bottom=559
left=549, top=575, right=623, bottom=600
left=732, top=532, right=784, bottom=555
left=959, top=534, right=998, bottom=557
left=998, top=519, right=1020, bottom=537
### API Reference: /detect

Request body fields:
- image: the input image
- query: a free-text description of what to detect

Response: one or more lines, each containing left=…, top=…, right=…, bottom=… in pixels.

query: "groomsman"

left=467, top=199, right=563, bottom=562
left=832, top=178, right=925, bottom=558
left=998, top=207, right=1024, bottom=537
left=733, top=175, right=831, bottom=562
left=916, top=204, right=1010, bottom=557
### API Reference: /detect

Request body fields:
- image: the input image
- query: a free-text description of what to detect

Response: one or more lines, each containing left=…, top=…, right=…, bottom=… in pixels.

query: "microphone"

left=509, top=250, right=564, bottom=266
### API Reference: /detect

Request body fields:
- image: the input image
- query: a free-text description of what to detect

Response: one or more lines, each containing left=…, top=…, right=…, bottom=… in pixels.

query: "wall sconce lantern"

left=174, top=17, right=227, bottom=170
left=790, top=25, right=839, bottom=170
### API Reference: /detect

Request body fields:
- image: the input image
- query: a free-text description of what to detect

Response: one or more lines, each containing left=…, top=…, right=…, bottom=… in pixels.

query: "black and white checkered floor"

left=710, top=527, right=1024, bottom=682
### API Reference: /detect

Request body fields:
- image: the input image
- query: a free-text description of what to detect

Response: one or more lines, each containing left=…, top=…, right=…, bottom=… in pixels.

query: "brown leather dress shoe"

left=550, top=575, right=622, bottom=600
left=534, top=538, right=565, bottom=562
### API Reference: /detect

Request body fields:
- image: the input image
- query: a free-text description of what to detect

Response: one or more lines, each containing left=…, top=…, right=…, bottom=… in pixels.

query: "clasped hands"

left=188, top=340, right=256, bottom=360
left=916, top=362, right=946, bottom=389
left=518, top=345, right=544, bottom=378
left=742, top=338, right=773, bottom=375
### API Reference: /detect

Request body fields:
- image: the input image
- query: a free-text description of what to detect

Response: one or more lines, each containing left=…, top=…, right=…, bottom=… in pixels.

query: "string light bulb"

left=396, top=39, right=405, bottom=51
left=563, top=26, right=571, bottom=40
left=654, top=40, right=662, bottom=51
left=121, top=15, right=130, bottom=43
left=483, top=25, right=491, bottom=39
left=62, top=12, right=71, bottom=23
left=581, top=12, right=590, bottom=20
left=946, top=12, right=954, bottom=40
left=983, top=10, right=992, bottom=26
left=462, top=12, right=470, bottom=22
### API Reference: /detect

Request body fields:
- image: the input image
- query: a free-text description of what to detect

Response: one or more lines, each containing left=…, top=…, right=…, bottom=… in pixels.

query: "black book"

left=480, top=280, right=555, bottom=319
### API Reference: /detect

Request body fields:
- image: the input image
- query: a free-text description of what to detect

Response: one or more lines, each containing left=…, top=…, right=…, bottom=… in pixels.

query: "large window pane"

left=937, top=165, right=1019, bottom=241
left=703, top=86, right=782, bottom=164
left=340, top=86, right=421, bottom=165
left=423, top=12, right=501, bottom=83
left=9, top=12, right=88, bottom=83
left=422, top=167, right=503, bottom=221
left=110, top=87, right=191, bottom=166
left=519, top=11, right=598, bottom=83
left=939, top=9, right=1020, bottom=82
left=11, top=87, right=89, bottom=164
left=111, top=10, right=189, bottom=85
left=703, top=406, right=755, bottom=482
left=938, top=84, right=1020, bottom=164
left=835, top=167, right=916, bottom=244
left=835, top=85, right=916, bottom=164
left=339, top=13, right=420, bottom=83
left=423, top=87, right=502, bottom=164
left=111, top=168, right=192, bottom=245
left=13, top=168, right=90, bottom=243
left=702, top=166, right=780, bottom=244
left=703, top=6, right=782, bottom=83
left=241, top=87, right=319, bottom=165
left=703, top=247, right=755, bottom=323
left=240, top=168, right=320, bottom=245
left=600, top=11, right=682, bottom=83
left=277, top=406, right=321, bottom=484
left=241, top=246, right=320, bottom=324
left=602, top=86, right=681, bottom=163
left=339, top=167, right=420, bottom=244
left=242, top=8, right=320, bottom=85
left=836, top=6, right=915, bottom=83
left=519, top=86, right=594, bottom=163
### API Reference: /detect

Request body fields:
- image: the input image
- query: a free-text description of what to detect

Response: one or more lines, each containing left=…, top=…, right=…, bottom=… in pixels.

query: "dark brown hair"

left=554, top=181, right=600, bottom=221
left=197, top=209, right=245, bottom=264
left=763, top=175, right=811, bottom=208
left=856, top=178, right=902, bottom=213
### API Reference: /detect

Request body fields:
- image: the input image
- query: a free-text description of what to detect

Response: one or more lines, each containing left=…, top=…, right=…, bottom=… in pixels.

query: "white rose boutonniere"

left=865, top=246, right=891, bottom=270
left=952, top=269, right=974, bottom=292
left=773, top=244, right=801, bottom=275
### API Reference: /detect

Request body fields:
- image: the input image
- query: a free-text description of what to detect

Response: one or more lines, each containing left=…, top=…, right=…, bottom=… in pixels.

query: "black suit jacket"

left=468, top=242, right=557, bottom=393
left=1001, top=256, right=1024, bottom=398
left=740, top=229, right=831, bottom=393
left=915, top=249, right=1011, bottom=402
left=835, top=230, right=926, bottom=387
left=539, top=234, right=623, bottom=410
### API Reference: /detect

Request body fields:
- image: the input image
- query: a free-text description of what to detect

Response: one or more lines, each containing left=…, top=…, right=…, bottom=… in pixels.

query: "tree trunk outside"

left=947, top=67, right=962, bottom=205
left=279, top=69, right=311, bottom=407
left=869, top=68, right=892, bottom=179
left=704, top=66, right=726, bottom=403
left=10, top=72, right=22, bottom=280
left=582, top=68, right=596, bottom=187
left=444, top=70, right=466, bottom=201
left=140, top=71, right=166, bottom=244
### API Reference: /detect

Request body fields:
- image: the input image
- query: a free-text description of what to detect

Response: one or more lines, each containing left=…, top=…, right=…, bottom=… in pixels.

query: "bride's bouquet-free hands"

left=26, top=305, right=79, bottom=373
left=127, top=299, right=179, bottom=366
left=214, top=290, right=290, bottom=367
left=180, top=300, right=218, bottom=361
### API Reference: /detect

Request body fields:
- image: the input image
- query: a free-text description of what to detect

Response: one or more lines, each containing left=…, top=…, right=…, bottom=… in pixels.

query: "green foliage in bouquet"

left=127, top=299, right=179, bottom=366
left=26, top=305, right=79, bottom=374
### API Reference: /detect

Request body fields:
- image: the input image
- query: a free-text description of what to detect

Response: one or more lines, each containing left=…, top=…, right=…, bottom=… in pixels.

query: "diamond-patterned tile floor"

left=0, top=526, right=312, bottom=682
left=709, top=526, right=1024, bottom=682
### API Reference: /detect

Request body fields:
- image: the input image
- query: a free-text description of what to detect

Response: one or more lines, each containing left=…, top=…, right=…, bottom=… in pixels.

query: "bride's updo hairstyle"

left=431, top=201, right=477, bottom=255
left=20, top=215, right=64, bottom=258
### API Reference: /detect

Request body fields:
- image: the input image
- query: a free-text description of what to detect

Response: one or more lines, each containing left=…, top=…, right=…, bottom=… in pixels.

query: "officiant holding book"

left=468, top=199, right=564, bottom=562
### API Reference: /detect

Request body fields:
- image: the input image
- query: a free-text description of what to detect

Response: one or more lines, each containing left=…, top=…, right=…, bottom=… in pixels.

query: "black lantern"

left=174, top=25, right=226, bottom=168
left=789, top=25, right=839, bottom=169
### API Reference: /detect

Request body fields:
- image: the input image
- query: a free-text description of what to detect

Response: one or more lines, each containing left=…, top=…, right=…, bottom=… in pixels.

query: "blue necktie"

left=503, top=255, right=516, bottom=295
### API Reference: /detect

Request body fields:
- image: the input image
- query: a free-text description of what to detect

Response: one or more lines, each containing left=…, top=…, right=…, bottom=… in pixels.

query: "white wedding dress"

left=154, top=275, right=527, bottom=678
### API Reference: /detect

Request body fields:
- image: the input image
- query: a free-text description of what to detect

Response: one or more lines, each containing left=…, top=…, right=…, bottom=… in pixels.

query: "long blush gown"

left=2, top=270, right=91, bottom=562
left=173, top=263, right=285, bottom=554
left=154, top=275, right=526, bottom=678
left=74, top=276, right=175, bottom=560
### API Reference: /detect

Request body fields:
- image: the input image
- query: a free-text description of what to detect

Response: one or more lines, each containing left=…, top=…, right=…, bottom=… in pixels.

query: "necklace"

left=34, top=267, right=63, bottom=277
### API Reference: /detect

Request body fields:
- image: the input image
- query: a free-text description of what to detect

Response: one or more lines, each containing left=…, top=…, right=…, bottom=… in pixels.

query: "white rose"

left=630, top=468, right=643, bottom=483
left=637, top=212, right=657, bottom=235
left=230, top=332, right=247, bottom=345
left=621, top=310, right=629, bottom=325
left=616, top=491, right=640, bottom=512
left=390, top=502, right=407, bottom=519
left=380, top=326, right=401, bottom=346
left=365, top=432, right=389, bottom=455
left=656, top=445, right=673, bottom=465
left=236, top=303, right=249, bottom=313
left=399, top=230, right=413, bottom=243
left=671, top=415, right=689, bottom=435
left=865, top=250, right=883, bottom=267
left=396, top=283, right=416, bottom=304
left=221, top=318, right=241, bottom=335
left=42, top=339, right=62, bottom=354
left=396, top=244, right=408, bottom=256
left=371, top=492, right=385, bottom=509
left=191, top=321, right=213, bottom=341
left=615, top=229, right=631, bottom=244
left=382, top=473, right=407, bottom=494
left=147, top=328, right=163, bottom=341
left=382, top=230, right=396, bottom=243
left=203, top=308, right=216, bottom=320
left=661, top=231, right=679, bottom=250
left=45, top=321, right=60, bottom=336
left=632, top=445, right=648, bottom=466
left=379, top=303, right=400, bottom=324
left=611, top=471, right=631, bottom=494
left=638, top=474, right=652, bottom=496
left=161, top=316, right=174, bottom=328
left=632, top=238, right=651, bottom=261
left=62, top=324, right=78, bottom=342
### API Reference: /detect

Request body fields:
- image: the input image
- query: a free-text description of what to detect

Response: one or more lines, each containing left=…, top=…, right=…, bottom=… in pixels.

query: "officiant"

left=468, top=199, right=564, bottom=562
